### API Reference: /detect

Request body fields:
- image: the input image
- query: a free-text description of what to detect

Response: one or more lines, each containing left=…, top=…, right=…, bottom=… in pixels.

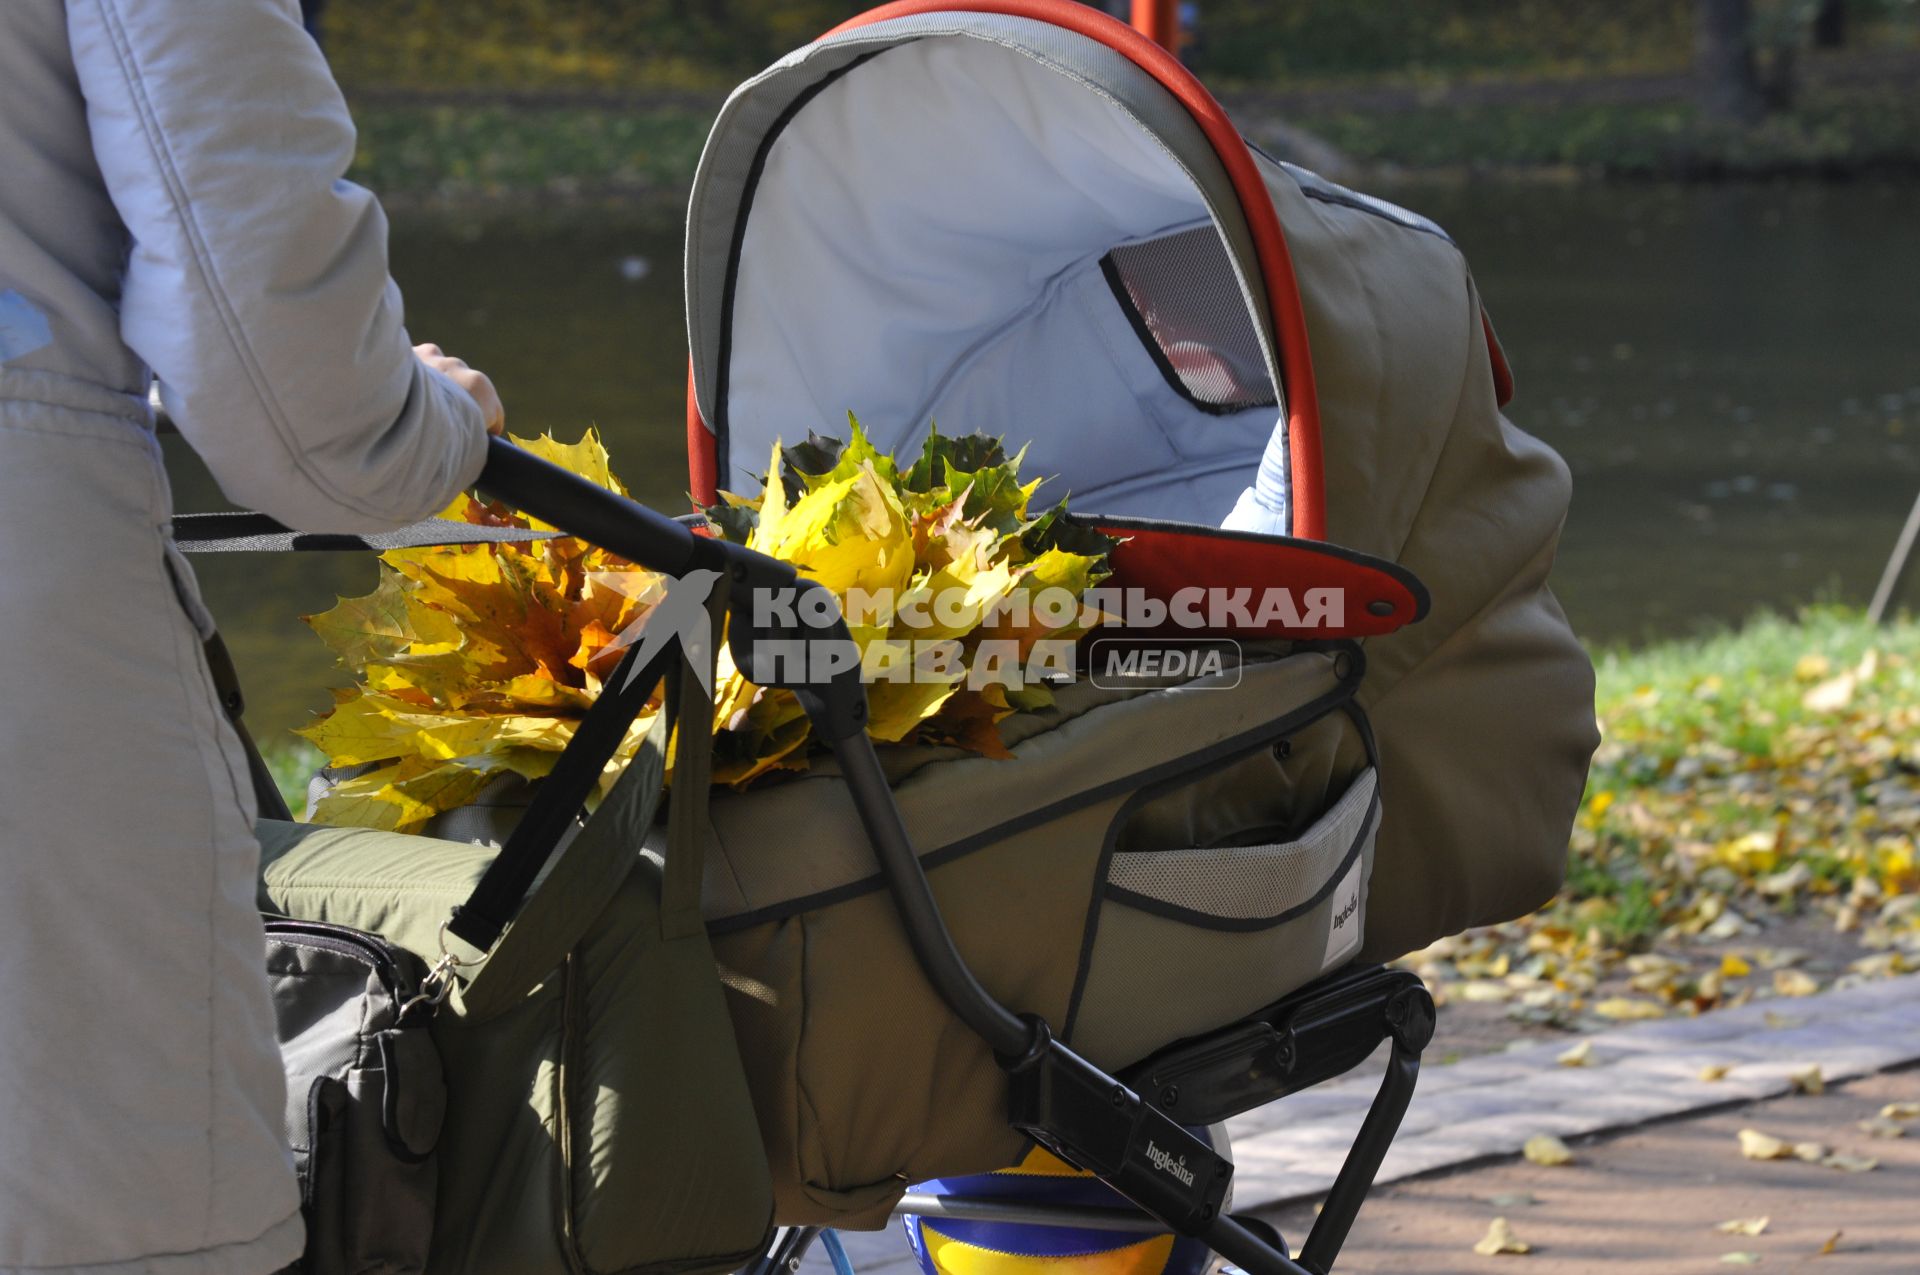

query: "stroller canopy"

left=685, top=3, right=1322, bottom=534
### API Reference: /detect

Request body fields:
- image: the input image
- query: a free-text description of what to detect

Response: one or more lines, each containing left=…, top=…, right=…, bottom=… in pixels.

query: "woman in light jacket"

left=1, top=3, right=503, bottom=1271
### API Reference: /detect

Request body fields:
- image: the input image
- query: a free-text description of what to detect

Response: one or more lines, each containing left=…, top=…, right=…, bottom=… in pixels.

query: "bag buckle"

left=400, top=922, right=491, bottom=1019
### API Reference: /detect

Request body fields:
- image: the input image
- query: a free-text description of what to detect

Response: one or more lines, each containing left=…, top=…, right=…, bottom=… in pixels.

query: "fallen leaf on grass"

left=1523, top=1135, right=1574, bottom=1166
left=1557, top=1041, right=1593, bottom=1067
left=1716, top=1217, right=1770, bottom=1236
left=1738, top=1129, right=1791, bottom=1160
left=1489, top=1192, right=1538, bottom=1208
left=1760, top=946, right=1812, bottom=972
left=1821, top=1152, right=1879, bottom=1172
left=1802, top=667, right=1858, bottom=712
left=1593, top=996, right=1666, bottom=1020
left=1435, top=628, right=1920, bottom=1056
left=1788, top=1063, right=1824, bottom=1095
left=1881, top=1101, right=1920, bottom=1121
left=1759, top=863, right=1813, bottom=897
left=1472, top=1217, right=1531, bottom=1256
left=1847, top=952, right=1911, bottom=977
left=1858, top=1117, right=1906, bottom=1139
left=1773, top=969, right=1821, bottom=998
left=1818, top=1230, right=1843, bottom=1255
left=1699, top=1063, right=1733, bottom=1081
left=1719, top=1253, right=1761, bottom=1267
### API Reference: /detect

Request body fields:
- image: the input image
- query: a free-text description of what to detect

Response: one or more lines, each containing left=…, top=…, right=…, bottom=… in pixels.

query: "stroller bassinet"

left=215, top=4, right=1597, bottom=1273
left=666, top=0, right=1597, bottom=1221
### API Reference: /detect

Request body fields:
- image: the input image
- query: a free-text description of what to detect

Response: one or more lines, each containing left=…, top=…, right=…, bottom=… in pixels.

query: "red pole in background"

left=1130, top=0, right=1179, bottom=53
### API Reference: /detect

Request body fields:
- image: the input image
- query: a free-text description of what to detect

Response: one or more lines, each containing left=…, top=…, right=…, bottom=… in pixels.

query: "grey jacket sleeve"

left=65, top=0, right=488, bottom=532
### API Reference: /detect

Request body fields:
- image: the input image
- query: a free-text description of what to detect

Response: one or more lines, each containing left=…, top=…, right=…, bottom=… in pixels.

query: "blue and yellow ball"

left=902, top=1145, right=1216, bottom=1275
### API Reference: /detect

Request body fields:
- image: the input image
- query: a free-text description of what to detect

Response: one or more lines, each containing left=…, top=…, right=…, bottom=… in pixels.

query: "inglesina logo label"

left=1144, top=1141, right=1196, bottom=1187
left=1331, top=888, right=1359, bottom=933
left=1323, top=858, right=1364, bottom=967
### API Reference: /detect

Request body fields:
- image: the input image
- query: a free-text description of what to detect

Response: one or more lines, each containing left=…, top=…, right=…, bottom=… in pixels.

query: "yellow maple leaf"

left=1737, top=1129, right=1790, bottom=1160
left=1715, top=1217, right=1769, bottom=1237
left=757, top=464, right=917, bottom=601
left=1522, top=1134, right=1574, bottom=1166
left=1593, top=996, right=1667, bottom=1020
left=1472, top=1217, right=1531, bottom=1256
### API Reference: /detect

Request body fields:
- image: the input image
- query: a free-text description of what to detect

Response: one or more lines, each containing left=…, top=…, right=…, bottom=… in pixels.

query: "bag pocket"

left=550, top=861, right=775, bottom=1275
left=295, top=1077, right=350, bottom=1275
left=339, top=1032, right=441, bottom=1273
left=1069, top=760, right=1379, bottom=1069
left=266, top=920, right=446, bottom=1275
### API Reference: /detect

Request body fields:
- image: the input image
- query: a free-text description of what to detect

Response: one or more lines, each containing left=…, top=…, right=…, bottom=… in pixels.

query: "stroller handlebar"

left=477, top=439, right=874, bottom=737
left=477, top=436, right=704, bottom=577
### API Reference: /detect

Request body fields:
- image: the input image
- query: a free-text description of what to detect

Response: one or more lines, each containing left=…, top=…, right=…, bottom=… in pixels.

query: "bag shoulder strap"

left=454, top=684, right=673, bottom=1017
left=172, top=512, right=554, bottom=554
left=445, top=565, right=726, bottom=955
left=445, top=638, right=674, bottom=953
left=172, top=509, right=706, bottom=555
left=202, top=631, right=295, bottom=823
left=451, top=578, right=725, bottom=1016
left=661, top=583, right=723, bottom=940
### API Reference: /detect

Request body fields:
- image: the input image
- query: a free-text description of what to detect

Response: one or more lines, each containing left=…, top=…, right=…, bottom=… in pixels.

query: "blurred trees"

left=1814, top=0, right=1851, bottom=45
left=324, top=0, right=871, bottom=88
left=320, top=0, right=1919, bottom=91
left=1187, top=0, right=1696, bottom=80
left=1697, top=0, right=1769, bottom=121
left=1694, top=0, right=1891, bottom=120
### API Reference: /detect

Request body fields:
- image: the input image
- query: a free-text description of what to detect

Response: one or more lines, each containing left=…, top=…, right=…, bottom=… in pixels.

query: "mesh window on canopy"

left=1100, top=225, right=1278, bottom=416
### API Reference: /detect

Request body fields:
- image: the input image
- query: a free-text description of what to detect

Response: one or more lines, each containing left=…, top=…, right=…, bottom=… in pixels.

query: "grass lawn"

left=1580, top=606, right=1920, bottom=947
left=347, top=101, right=713, bottom=206
left=1291, top=83, right=1920, bottom=178
left=338, top=76, right=1920, bottom=204
left=1405, top=607, right=1920, bottom=1054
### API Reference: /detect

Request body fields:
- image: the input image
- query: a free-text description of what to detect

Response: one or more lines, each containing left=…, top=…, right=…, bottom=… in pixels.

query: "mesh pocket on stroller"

left=1071, top=750, right=1377, bottom=1068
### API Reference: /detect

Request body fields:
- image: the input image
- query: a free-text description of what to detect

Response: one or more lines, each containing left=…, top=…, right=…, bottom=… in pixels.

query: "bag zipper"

left=263, top=917, right=417, bottom=1003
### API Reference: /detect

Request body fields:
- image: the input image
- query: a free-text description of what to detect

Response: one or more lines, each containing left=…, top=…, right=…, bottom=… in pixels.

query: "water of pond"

left=163, top=180, right=1920, bottom=744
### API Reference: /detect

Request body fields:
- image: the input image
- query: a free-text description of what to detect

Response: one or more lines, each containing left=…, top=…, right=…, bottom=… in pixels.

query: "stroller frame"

left=470, top=439, right=1433, bottom=1275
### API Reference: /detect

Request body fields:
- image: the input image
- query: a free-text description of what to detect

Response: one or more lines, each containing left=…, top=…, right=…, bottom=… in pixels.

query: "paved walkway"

left=812, top=974, right=1920, bottom=1272
left=1230, top=972, right=1920, bottom=1208
left=1261, top=1067, right=1920, bottom=1272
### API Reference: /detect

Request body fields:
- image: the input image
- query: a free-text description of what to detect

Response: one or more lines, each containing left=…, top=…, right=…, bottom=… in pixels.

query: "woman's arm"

left=66, top=0, right=491, bottom=532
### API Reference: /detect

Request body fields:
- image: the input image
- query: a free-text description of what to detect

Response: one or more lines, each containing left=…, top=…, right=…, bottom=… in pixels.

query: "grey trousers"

left=0, top=397, right=302, bottom=1274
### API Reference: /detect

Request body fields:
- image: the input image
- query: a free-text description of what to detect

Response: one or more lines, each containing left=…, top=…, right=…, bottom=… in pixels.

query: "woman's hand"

left=414, top=343, right=505, bottom=435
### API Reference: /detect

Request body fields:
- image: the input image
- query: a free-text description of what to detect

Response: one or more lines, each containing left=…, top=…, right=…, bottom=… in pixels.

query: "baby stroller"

left=674, top=0, right=1591, bottom=1247
left=186, top=3, right=1596, bottom=1273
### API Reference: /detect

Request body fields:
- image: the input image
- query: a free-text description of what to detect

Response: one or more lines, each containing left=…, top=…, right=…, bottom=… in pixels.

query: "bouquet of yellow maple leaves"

left=300, top=424, right=1114, bottom=833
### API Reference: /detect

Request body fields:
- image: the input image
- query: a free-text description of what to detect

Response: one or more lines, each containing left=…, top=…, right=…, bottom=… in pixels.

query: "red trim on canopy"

left=688, top=360, right=719, bottom=507
left=1088, top=519, right=1425, bottom=640
left=804, top=0, right=1328, bottom=540
left=1481, top=308, right=1515, bottom=408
